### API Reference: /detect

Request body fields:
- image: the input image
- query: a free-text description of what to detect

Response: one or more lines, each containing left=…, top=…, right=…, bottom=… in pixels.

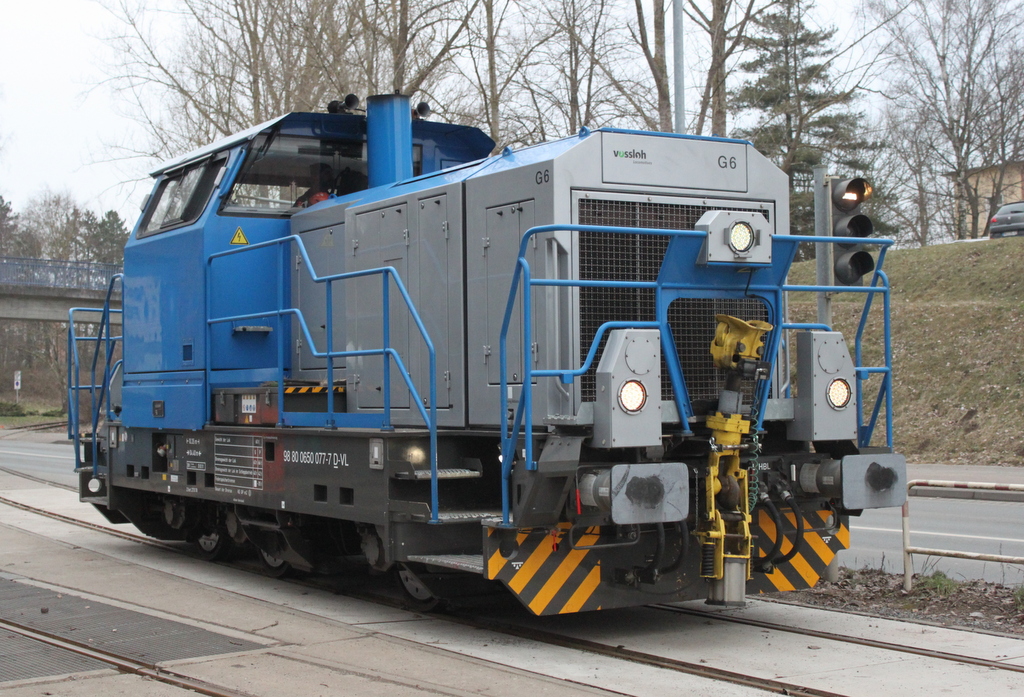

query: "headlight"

left=618, top=380, right=647, bottom=413
left=826, top=378, right=852, bottom=409
left=728, top=221, right=755, bottom=254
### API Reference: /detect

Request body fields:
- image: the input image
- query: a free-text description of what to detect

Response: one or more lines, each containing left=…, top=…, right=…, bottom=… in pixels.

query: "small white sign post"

left=13, top=371, right=21, bottom=404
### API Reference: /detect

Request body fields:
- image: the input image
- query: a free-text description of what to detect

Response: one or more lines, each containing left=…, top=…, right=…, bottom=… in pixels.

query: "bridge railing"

left=0, top=256, right=122, bottom=292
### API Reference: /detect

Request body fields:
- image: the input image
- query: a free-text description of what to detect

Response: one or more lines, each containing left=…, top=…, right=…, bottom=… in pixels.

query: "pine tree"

left=0, top=196, right=16, bottom=257
left=731, top=0, right=876, bottom=237
left=83, top=211, right=130, bottom=265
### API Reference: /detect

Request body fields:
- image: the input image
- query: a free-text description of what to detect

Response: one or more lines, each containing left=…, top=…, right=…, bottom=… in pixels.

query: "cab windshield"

left=224, top=133, right=368, bottom=215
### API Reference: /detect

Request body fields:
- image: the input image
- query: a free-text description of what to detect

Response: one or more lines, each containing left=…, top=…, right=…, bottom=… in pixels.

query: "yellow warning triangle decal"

left=230, top=228, right=249, bottom=245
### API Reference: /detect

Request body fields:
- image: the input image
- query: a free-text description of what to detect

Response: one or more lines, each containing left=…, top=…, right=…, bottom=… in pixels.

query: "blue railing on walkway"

left=67, top=275, right=124, bottom=475
left=1, top=256, right=122, bottom=292
left=497, top=225, right=894, bottom=526
left=206, top=236, right=441, bottom=522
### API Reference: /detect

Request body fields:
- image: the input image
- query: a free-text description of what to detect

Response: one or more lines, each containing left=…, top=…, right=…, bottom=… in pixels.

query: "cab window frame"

left=137, top=155, right=227, bottom=239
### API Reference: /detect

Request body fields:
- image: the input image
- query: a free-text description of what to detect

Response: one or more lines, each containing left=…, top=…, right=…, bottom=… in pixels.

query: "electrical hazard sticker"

left=230, top=228, right=249, bottom=245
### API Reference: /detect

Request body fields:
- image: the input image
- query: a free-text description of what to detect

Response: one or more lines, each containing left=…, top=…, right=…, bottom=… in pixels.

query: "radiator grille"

left=578, top=197, right=770, bottom=411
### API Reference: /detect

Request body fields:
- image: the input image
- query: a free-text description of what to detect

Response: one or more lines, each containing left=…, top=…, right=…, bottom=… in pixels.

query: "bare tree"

left=352, top=0, right=481, bottom=95
left=873, top=106, right=946, bottom=247
left=437, top=0, right=544, bottom=147
left=975, top=55, right=1024, bottom=234
left=20, top=191, right=90, bottom=262
left=517, top=0, right=653, bottom=138
left=873, top=0, right=1024, bottom=240
left=104, top=0, right=365, bottom=157
left=629, top=0, right=671, bottom=131
left=685, top=0, right=779, bottom=135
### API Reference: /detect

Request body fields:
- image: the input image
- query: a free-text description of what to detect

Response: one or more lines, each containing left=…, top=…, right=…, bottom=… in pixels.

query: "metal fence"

left=902, top=479, right=1024, bottom=590
left=0, top=256, right=122, bottom=292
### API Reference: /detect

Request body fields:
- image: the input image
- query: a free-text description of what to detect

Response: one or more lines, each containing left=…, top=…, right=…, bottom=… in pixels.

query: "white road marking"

left=853, top=525, right=1024, bottom=545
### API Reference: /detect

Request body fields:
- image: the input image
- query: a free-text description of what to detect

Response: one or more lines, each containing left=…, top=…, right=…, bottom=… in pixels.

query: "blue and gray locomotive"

left=69, top=94, right=905, bottom=613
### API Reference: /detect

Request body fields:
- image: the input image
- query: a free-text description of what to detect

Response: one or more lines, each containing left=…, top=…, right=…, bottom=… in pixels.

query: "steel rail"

left=655, top=604, right=1024, bottom=675
left=1, top=482, right=843, bottom=696
left=0, top=465, right=76, bottom=492
left=442, top=611, right=848, bottom=697
left=0, top=420, right=67, bottom=434
left=0, top=494, right=178, bottom=551
left=0, top=618, right=259, bottom=697
left=8, top=468, right=1020, bottom=695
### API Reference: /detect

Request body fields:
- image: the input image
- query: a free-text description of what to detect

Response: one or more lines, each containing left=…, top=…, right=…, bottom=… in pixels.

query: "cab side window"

left=138, top=156, right=225, bottom=239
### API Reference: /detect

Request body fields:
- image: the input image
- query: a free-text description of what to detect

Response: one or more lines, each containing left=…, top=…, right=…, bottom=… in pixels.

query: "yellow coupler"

left=698, top=412, right=753, bottom=580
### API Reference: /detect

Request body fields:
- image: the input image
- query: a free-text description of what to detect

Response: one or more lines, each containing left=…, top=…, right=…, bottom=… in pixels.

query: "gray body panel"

left=787, top=331, right=858, bottom=441
left=289, top=130, right=792, bottom=430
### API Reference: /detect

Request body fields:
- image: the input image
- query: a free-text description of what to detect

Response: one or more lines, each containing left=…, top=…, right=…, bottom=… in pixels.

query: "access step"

left=391, top=507, right=501, bottom=524
left=393, top=468, right=482, bottom=480
left=405, top=554, right=485, bottom=574
left=436, top=510, right=501, bottom=522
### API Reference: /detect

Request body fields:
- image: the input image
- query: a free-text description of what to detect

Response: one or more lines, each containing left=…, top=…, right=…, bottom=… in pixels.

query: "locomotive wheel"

left=194, top=530, right=233, bottom=561
left=397, top=565, right=442, bottom=612
left=259, top=549, right=292, bottom=578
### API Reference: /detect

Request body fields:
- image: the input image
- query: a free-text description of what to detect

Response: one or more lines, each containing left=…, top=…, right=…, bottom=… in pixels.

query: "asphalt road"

left=1, top=438, right=1022, bottom=585
left=849, top=498, right=1024, bottom=585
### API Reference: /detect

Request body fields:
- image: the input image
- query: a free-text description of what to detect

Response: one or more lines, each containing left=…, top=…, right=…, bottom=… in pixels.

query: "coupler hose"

left=772, top=491, right=806, bottom=565
left=752, top=494, right=784, bottom=571
left=647, top=522, right=689, bottom=580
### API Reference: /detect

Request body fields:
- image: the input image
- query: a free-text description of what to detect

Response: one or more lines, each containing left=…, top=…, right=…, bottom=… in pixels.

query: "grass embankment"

left=789, top=236, right=1024, bottom=466
left=0, top=399, right=65, bottom=430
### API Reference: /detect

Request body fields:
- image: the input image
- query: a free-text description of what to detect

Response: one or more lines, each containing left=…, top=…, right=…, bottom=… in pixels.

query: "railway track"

left=0, top=420, right=66, bottom=435
left=0, top=617, right=258, bottom=697
left=3, top=464, right=1023, bottom=697
left=654, top=603, right=1024, bottom=675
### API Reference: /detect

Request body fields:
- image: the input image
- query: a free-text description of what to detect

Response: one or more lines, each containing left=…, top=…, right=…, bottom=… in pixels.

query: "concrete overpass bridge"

left=0, top=257, right=122, bottom=325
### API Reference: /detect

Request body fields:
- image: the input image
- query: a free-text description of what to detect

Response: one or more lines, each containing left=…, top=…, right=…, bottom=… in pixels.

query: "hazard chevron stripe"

left=485, top=524, right=605, bottom=615
left=749, top=508, right=850, bottom=593
left=283, top=386, right=345, bottom=394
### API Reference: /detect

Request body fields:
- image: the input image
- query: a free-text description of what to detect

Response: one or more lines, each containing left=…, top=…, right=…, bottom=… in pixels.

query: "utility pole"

left=814, top=165, right=833, bottom=326
left=673, top=0, right=685, bottom=134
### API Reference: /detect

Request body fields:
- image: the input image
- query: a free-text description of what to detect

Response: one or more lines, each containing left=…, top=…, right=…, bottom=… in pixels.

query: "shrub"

left=0, top=401, right=26, bottom=417
left=917, top=571, right=959, bottom=597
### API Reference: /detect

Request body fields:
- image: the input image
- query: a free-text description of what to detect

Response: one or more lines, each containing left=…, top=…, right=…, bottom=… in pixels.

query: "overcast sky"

left=0, top=0, right=863, bottom=238
left=0, top=0, right=149, bottom=227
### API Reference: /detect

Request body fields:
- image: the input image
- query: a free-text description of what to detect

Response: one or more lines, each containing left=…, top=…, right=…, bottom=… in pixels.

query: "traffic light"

left=831, top=177, right=874, bottom=285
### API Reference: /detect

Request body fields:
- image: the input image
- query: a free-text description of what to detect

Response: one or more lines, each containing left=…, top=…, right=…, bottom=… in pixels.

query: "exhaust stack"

left=366, top=94, right=413, bottom=188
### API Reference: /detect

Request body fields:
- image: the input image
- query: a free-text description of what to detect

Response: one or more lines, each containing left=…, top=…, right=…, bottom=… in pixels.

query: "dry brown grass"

left=788, top=237, right=1024, bottom=466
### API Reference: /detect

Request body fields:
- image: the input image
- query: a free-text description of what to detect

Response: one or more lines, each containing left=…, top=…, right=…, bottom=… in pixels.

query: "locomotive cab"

left=118, top=108, right=494, bottom=431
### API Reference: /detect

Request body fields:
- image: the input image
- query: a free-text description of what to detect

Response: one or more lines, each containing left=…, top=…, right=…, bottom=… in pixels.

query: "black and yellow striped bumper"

left=748, top=508, right=850, bottom=593
left=482, top=507, right=848, bottom=614
left=483, top=523, right=702, bottom=615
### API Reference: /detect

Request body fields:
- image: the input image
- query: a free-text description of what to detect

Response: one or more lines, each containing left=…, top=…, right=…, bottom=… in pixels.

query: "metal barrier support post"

left=902, top=499, right=913, bottom=591
left=902, top=479, right=1024, bottom=591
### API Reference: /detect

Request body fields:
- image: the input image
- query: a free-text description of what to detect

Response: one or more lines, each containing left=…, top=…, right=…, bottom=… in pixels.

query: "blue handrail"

left=66, top=274, right=124, bottom=475
left=497, top=226, right=895, bottom=525
left=497, top=223, right=708, bottom=526
left=778, top=242, right=894, bottom=449
left=206, top=236, right=441, bottom=522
